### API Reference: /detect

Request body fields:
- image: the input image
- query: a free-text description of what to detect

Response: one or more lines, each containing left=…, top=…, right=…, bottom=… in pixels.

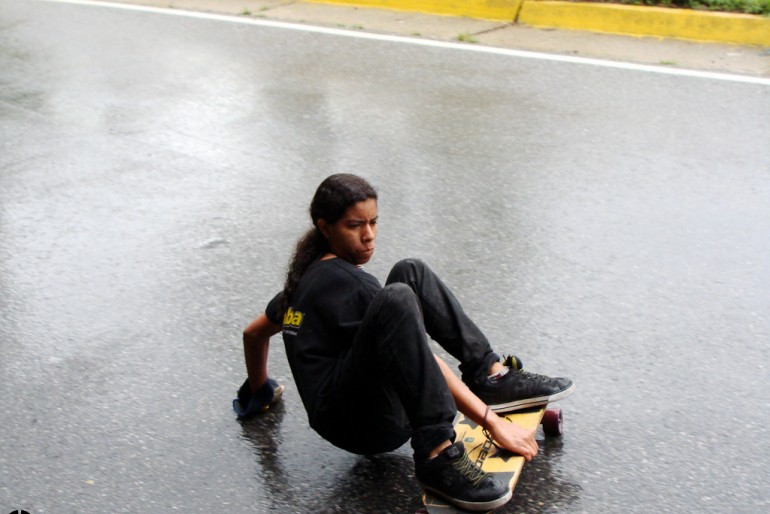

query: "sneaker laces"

left=452, top=448, right=489, bottom=487
left=516, top=369, right=556, bottom=384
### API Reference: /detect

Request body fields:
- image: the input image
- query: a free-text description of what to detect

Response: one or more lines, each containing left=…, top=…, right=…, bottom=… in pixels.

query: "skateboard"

left=419, top=405, right=563, bottom=513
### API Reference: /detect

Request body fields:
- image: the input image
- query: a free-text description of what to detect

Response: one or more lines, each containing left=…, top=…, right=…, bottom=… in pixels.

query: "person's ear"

left=316, top=219, right=331, bottom=239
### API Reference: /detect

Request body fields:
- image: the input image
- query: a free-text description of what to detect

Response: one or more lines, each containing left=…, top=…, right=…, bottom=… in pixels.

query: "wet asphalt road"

left=2, top=0, right=769, bottom=513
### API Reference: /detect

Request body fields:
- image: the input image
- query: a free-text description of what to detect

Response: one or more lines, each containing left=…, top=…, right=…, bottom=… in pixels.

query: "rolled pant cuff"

left=412, top=425, right=456, bottom=461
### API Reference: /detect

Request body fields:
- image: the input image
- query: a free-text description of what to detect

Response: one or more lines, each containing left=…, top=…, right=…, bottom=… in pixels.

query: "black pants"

left=314, top=259, right=499, bottom=460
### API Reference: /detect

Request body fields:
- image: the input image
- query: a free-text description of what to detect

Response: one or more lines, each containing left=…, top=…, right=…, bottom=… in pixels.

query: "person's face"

left=318, top=198, right=378, bottom=265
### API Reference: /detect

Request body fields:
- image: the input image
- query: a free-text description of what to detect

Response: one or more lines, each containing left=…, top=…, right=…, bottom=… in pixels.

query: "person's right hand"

left=487, top=415, right=539, bottom=461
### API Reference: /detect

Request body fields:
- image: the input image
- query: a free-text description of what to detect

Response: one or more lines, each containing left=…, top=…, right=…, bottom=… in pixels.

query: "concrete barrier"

left=518, top=1, right=770, bottom=47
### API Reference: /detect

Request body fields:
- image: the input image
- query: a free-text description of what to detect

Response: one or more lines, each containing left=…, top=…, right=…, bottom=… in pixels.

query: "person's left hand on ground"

left=233, top=377, right=284, bottom=419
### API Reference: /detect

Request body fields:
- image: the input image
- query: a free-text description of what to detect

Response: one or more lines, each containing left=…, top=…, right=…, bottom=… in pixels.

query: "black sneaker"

left=469, top=364, right=575, bottom=413
left=415, top=442, right=512, bottom=512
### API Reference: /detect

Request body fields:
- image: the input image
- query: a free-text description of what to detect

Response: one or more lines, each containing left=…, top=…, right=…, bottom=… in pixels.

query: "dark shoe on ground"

left=415, top=442, right=512, bottom=512
left=468, top=358, right=575, bottom=413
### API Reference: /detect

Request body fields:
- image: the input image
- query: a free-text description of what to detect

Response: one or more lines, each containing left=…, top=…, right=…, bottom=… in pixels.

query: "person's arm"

left=243, top=313, right=282, bottom=392
left=434, top=354, right=539, bottom=462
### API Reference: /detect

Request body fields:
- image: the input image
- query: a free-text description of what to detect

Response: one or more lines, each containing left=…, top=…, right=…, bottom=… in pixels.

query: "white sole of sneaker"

left=489, top=382, right=576, bottom=413
left=420, top=482, right=513, bottom=512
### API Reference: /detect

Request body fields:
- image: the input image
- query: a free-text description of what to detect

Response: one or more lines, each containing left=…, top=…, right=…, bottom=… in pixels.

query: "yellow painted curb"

left=305, top=0, right=770, bottom=47
left=304, top=0, right=524, bottom=23
left=518, top=1, right=770, bottom=47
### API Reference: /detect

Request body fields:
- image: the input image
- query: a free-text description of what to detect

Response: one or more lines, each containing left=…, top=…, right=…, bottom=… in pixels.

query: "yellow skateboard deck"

left=420, top=405, right=562, bottom=513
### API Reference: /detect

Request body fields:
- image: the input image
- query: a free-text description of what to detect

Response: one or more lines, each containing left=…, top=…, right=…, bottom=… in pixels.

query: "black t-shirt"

left=265, top=258, right=382, bottom=424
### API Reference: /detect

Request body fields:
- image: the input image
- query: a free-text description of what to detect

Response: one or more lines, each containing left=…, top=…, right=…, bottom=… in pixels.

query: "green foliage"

left=591, top=0, right=770, bottom=15
left=691, top=0, right=770, bottom=14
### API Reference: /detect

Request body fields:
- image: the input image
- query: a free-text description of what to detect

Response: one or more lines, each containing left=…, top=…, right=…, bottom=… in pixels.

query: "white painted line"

left=44, top=0, right=770, bottom=86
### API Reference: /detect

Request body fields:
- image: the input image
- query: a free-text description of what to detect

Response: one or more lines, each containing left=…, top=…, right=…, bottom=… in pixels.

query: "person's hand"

left=233, top=378, right=284, bottom=419
left=487, top=414, right=539, bottom=461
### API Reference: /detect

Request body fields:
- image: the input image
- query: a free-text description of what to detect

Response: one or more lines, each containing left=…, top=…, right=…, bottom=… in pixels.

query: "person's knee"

left=393, top=257, right=425, bottom=272
left=379, top=282, right=417, bottom=306
left=387, top=258, right=426, bottom=284
left=368, top=283, right=422, bottom=330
